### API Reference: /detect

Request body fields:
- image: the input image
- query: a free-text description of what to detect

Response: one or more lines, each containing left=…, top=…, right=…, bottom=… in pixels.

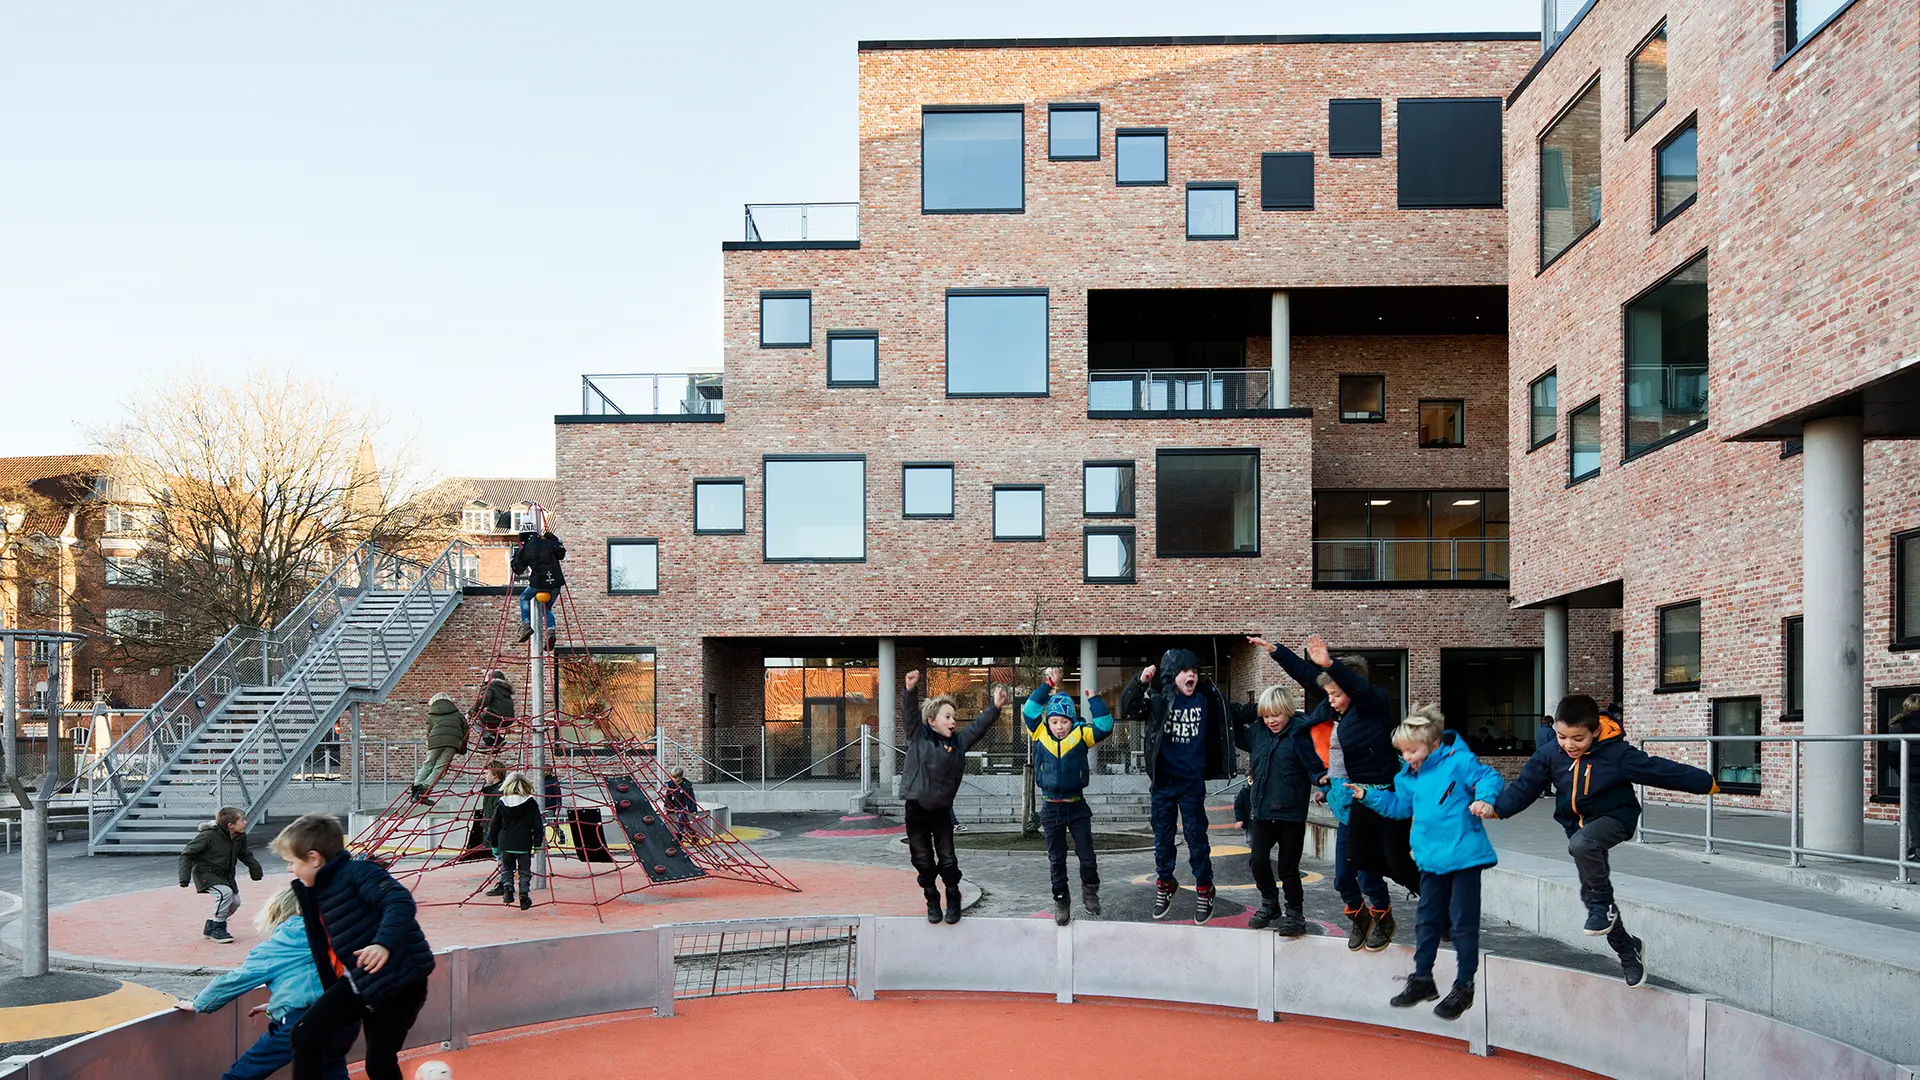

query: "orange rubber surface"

left=401, top=990, right=1604, bottom=1080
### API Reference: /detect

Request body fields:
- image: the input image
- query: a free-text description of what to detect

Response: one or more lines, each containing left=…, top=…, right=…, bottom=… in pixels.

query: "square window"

left=1540, top=80, right=1602, bottom=268
left=1418, top=400, right=1465, bottom=448
left=1655, top=120, right=1698, bottom=226
left=1260, top=153, right=1314, bottom=211
left=1116, top=128, right=1168, bottom=185
left=1658, top=600, right=1702, bottom=690
left=607, top=539, right=659, bottom=595
left=946, top=290, right=1048, bottom=396
left=1397, top=98, right=1503, bottom=209
left=1790, top=0, right=1852, bottom=48
left=760, top=291, right=811, bottom=348
left=1625, top=252, right=1709, bottom=457
left=1085, top=528, right=1136, bottom=583
left=1530, top=370, right=1557, bottom=449
left=922, top=107, right=1024, bottom=212
left=764, top=457, right=865, bottom=562
left=1897, top=531, right=1920, bottom=647
left=826, top=331, right=878, bottom=387
left=1711, top=698, right=1763, bottom=793
left=1156, top=450, right=1259, bottom=557
left=1329, top=99, right=1383, bottom=157
left=1338, top=374, right=1385, bottom=422
left=1568, top=398, right=1601, bottom=482
left=1186, top=183, right=1237, bottom=239
left=693, top=479, right=746, bottom=535
left=1048, top=104, right=1099, bottom=160
left=992, top=486, right=1045, bottom=541
left=1630, top=24, right=1668, bottom=131
left=1874, top=686, right=1920, bottom=802
left=1083, top=462, right=1135, bottom=517
left=903, top=463, right=955, bottom=519
left=1784, top=616, right=1804, bottom=718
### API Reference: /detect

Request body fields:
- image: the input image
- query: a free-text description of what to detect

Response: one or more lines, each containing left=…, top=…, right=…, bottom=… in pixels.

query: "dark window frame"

left=761, top=454, right=868, bottom=564
left=1338, top=373, right=1387, bottom=424
left=1115, top=127, right=1169, bottom=187
left=1155, top=447, right=1262, bottom=559
left=1047, top=102, right=1101, bottom=161
left=1628, top=21, right=1669, bottom=135
left=1781, top=0, right=1865, bottom=65
left=1529, top=369, right=1558, bottom=451
left=1084, top=526, right=1137, bottom=584
left=1872, top=685, right=1920, bottom=803
left=920, top=104, right=1026, bottom=215
left=1537, top=75, right=1604, bottom=273
left=1652, top=114, right=1699, bottom=229
left=902, top=461, right=956, bottom=521
left=1709, top=696, right=1764, bottom=795
left=1328, top=98, right=1383, bottom=158
left=1418, top=398, right=1466, bottom=448
left=1656, top=598, right=1703, bottom=693
left=1783, top=615, right=1804, bottom=721
left=1620, top=249, right=1711, bottom=463
left=1395, top=96, right=1505, bottom=210
left=825, top=329, right=880, bottom=388
left=1896, top=529, right=1920, bottom=650
left=1260, top=152, right=1315, bottom=211
left=692, top=477, right=747, bottom=536
left=1185, top=181, right=1239, bottom=240
left=758, top=290, right=812, bottom=349
left=1567, top=396, right=1602, bottom=486
left=1309, top=488, right=1510, bottom=588
left=944, top=287, right=1051, bottom=399
left=606, top=537, right=661, bottom=596
left=1083, top=460, right=1136, bottom=519
left=991, top=484, right=1046, bottom=542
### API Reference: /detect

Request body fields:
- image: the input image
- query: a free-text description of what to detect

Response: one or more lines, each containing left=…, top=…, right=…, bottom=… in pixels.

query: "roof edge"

left=859, top=32, right=1540, bottom=52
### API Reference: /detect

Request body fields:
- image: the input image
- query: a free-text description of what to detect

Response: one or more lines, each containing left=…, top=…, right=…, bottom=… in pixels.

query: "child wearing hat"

left=1022, top=667, right=1115, bottom=924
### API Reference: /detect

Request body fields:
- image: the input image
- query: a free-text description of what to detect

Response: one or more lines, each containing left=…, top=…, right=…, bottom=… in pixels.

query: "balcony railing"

left=743, top=203, right=860, bottom=243
left=580, top=373, right=724, bottom=417
left=1312, top=538, right=1510, bottom=583
left=1088, top=367, right=1275, bottom=414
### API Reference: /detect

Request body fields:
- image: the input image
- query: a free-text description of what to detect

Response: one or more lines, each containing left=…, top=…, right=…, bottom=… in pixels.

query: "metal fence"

left=670, top=917, right=858, bottom=999
left=580, top=373, right=723, bottom=416
left=1088, top=367, right=1276, bottom=414
left=1312, top=538, right=1510, bottom=583
left=743, top=202, right=859, bottom=242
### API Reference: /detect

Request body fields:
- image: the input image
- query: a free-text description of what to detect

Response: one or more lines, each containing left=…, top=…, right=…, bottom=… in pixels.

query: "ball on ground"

left=414, top=1063, right=454, bottom=1080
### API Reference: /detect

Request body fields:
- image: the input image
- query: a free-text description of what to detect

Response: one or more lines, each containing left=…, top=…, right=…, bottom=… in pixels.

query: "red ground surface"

left=400, top=991, right=1603, bottom=1079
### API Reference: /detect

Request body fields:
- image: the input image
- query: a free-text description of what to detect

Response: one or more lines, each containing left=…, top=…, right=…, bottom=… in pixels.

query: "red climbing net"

left=350, top=586, right=798, bottom=916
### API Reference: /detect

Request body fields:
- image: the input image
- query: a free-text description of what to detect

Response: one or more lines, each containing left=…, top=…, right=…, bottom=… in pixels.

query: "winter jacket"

left=511, top=532, right=566, bottom=591
left=1022, top=685, right=1115, bottom=798
left=898, top=683, right=1001, bottom=811
left=471, top=674, right=515, bottom=726
left=424, top=694, right=468, bottom=754
left=1233, top=711, right=1327, bottom=823
left=1116, top=651, right=1236, bottom=784
left=663, top=777, right=698, bottom=813
left=487, top=794, right=543, bottom=855
left=193, top=917, right=327, bottom=1023
left=292, top=852, right=436, bottom=1006
left=1493, top=713, right=1715, bottom=835
left=179, top=823, right=263, bottom=893
left=1268, top=644, right=1400, bottom=784
left=1359, top=732, right=1505, bottom=875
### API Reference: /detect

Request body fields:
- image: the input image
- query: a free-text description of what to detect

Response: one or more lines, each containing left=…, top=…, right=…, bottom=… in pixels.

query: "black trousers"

left=501, top=851, right=533, bottom=896
left=291, top=976, right=430, bottom=1080
left=903, top=799, right=960, bottom=891
left=1567, top=816, right=1633, bottom=908
left=1248, top=818, right=1308, bottom=908
left=1040, top=799, right=1099, bottom=899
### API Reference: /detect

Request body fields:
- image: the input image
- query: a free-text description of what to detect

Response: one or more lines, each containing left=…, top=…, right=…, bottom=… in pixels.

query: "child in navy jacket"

left=1233, top=684, right=1326, bottom=936
left=1023, top=668, right=1115, bottom=924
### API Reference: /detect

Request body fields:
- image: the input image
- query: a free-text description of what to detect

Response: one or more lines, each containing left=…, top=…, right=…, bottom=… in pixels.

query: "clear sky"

left=0, top=2, right=1534, bottom=479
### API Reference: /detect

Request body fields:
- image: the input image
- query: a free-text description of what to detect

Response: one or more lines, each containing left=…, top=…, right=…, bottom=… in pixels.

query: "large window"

left=104, top=555, right=158, bottom=587
left=1442, top=649, right=1545, bottom=755
left=1655, top=120, right=1698, bottom=226
left=1784, top=616, right=1804, bottom=719
left=1312, top=489, right=1508, bottom=583
left=922, top=106, right=1023, bottom=213
left=1658, top=600, right=1702, bottom=691
left=1568, top=398, right=1601, bottom=482
left=902, top=463, right=955, bottom=519
left=1084, top=527, right=1136, bottom=584
left=1790, top=0, right=1854, bottom=50
left=1625, top=252, right=1709, bottom=457
left=764, top=457, right=865, bottom=562
left=1396, top=98, right=1503, bottom=209
left=992, top=486, right=1044, bottom=541
left=946, top=290, right=1048, bottom=396
left=607, top=539, right=659, bottom=595
left=1630, top=24, right=1668, bottom=132
left=1339, top=374, right=1385, bottom=422
left=759, top=658, right=878, bottom=783
left=1530, top=370, right=1557, bottom=449
left=1540, top=79, right=1602, bottom=268
left=1874, top=686, right=1920, bottom=803
left=106, top=608, right=163, bottom=639
left=760, top=291, right=811, bottom=348
left=1084, top=461, right=1135, bottom=517
left=1711, top=698, right=1763, bottom=794
left=1302, top=650, right=1408, bottom=720
left=826, top=331, right=879, bottom=387
left=1260, top=153, right=1313, bottom=211
left=559, top=648, right=655, bottom=744
left=1156, top=450, right=1258, bottom=557
left=1116, top=128, right=1168, bottom=185
left=1186, top=183, right=1237, bottom=239
left=693, top=480, right=745, bottom=535
left=1418, top=400, right=1465, bottom=448
left=1897, top=531, right=1920, bottom=647
left=1329, top=99, right=1382, bottom=157
left=1048, top=104, right=1099, bottom=160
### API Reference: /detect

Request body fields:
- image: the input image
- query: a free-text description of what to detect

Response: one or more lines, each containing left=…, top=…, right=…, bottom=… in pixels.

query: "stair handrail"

left=364, top=541, right=469, bottom=672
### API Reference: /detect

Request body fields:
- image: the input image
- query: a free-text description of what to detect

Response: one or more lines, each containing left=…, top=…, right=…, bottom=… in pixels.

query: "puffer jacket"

left=487, top=794, right=543, bottom=855
left=511, top=532, right=566, bottom=590
left=292, top=852, right=436, bottom=1005
left=1022, top=684, right=1115, bottom=798
left=898, top=683, right=1001, bottom=811
left=1494, top=713, right=1715, bottom=835
left=1233, top=711, right=1327, bottom=823
left=424, top=694, right=468, bottom=754
left=1359, top=731, right=1505, bottom=875
left=179, top=822, right=263, bottom=893
left=193, top=916, right=327, bottom=1023
left=1267, top=643, right=1399, bottom=785
left=471, top=673, right=514, bottom=724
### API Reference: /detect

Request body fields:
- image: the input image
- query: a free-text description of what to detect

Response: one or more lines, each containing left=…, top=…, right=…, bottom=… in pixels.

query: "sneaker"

left=1434, top=984, right=1475, bottom=1021
left=1389, top=976, right=1439, bottom=1008
left=1152, top=879, right=1179, bottom=920
left=519, top=894, right=532, bottom=910
left=1194, top=884, right=1216, bottom=925
left=544, top=628, right=557, bottom=653
left=954, top=823, right=969, bottom=834
left=943, top=885, right=963, bottom=924
left=924, top=889, right=943, bottom=924
left=1583, top=902, right=1618, bottom=936
left=516, top=622, right=534, bottom=643
left=1274, top=906, right=1307, bottom=938
left=1364, top=908, right=1395, bottom=951
left=484, top=881, right=510, bottom=897
left=207, top=920, right=234, bottom=944
left=1619, top=935, right=1647, bottom=988
left=1053, top=896, right=1072, bottom=926
left=201, top=919, right=216, bottom=941
left=1247, top=897, right=1280, bottom=930
left=1344, top=906, right=1373, bottom=952
left=1082, top=885, right=1101, bottom=917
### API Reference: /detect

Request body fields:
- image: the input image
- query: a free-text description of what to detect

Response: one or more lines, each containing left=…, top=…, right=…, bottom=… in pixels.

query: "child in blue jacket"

left=1024, top=667, right=1115, bottom=925
left=1350, top=705, right=1503, bottom=1022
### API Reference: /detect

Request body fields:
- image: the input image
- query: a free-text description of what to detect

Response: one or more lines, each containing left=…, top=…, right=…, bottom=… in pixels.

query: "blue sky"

left=0, top=2, right=1533, bottom=478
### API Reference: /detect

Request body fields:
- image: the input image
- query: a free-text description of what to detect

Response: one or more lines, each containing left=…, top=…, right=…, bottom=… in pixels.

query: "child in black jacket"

left=1233, top=684, right=1326, bottom=936
left=510, top=513, right=565, bottom=652
left=898, top=669, right=1006, bottom=925
left=1118, top=648, right=1237, bottom=924
left=487, top=772, right=544, bottom=910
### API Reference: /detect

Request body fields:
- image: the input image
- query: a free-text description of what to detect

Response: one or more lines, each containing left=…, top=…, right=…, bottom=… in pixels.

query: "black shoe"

left=1619, top=935, right=1647, bottom=988
left=1275, top=906, right=1307, bottom=938
left=943, top=885, right=963, bottom=924
left=1082, top=885, right=1101, bottom=917
left=201, top=919, right=216, bottom=941
left=1365, top=908, right=1395, bottom=951
left=1390, top=976, right=1439, bottom=1008
left=485, top=880, right=511, bottom=897
left=1345, top=907, right=1372, bottom=952
left=544, top=628, right=557, bottom=653
left=207, top=920, right=234, bottom=944
left=1247, top=897, right=1281, bottom=930
left=516, top=622, right=534, bottom=643
left=1194, top=885, right=1216, bottom=925
left=1152, top=880, right=1178, bottom=920
left=1434, top=984, right=1475, bottom=1020
left=924, top=889, right=943, bottom=923
left=1583, top=902, right=1618, bottom=936
left=519, top=893, right=532, bottom=910
left=1053, top=896, right=1071, bottom=926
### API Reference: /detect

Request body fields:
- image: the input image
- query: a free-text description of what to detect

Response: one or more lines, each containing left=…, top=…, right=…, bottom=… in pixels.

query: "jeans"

left=1248, top=819, right=1308, bottom=908
left=413, top=747, right=456, bottom=790
left=208, top=883, right=241, bottom=922
left=501, top=851, right=533, bottom=896
left=519, top=587, right=556, bottom=630
left=291, top=977, right=430, bottom=1080
left=1412, top=867, right=1483, bottom=988
left=1567, top=816, right=1634, bottom=908
left=224, top=1006, right=354, bottom=1080
left=903, top=799, right=959, bottom=891
left=1333, top=821, right=1391, bottom=912
left=1040, top=799, right=1099, bottom=899
left=1149, top=776, right=1212, bottom=887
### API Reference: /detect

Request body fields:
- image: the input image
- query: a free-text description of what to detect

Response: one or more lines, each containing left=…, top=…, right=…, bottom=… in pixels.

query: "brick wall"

left=357, top=593, right=511, bottom=743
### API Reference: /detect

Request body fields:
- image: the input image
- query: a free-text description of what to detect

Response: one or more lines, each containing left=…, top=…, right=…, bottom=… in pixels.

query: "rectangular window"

left=1156, top=450, right=1259, bottom=557
left=460, top=506, right=491, bottom=533
left=1048, top=103, right=1099, bottom=160
left=992, top=486, right=1044, bottom=541
left=1625, top=252, right=1709, bottom=457
left=1083, top=461, right=1135, bottom=518
left=106, top=608, right=163, bottom=639
left=1658, top=600, right=1702, bottom=690
left=607, top=539, right=660, bottom=595
left=826, top=331, right=878, bottom=387
left=1311, top=489, right=1509, bottom=584
left=1540, top=79, right=1602, bottom=268
left=764, top=456, right=865, bottom=562
left=1897, top=531, right=1920, bottom=647
left=29, top=581, right=51, bottom=614
left=1874, top=686, right=1920, bottom=803
left=1339, top=374, right=1385, bottom=422
left=1785, top=616, right=1804, bottom=719
left=1530, top=370, right=1557, bottom=448
left=104, top=555, right=158, bottom=587
left=922, top=106, right=1024, bottom=213
left=946, top=289, right=1048, bottom=396
left=1116, top=128, right=1167, bottom=185
left=1302, top=650, right=1409, bottom=719
left=1085, top=527, right=1136, bottom=584
left=1396, top=98, right=1503, bottom=209
left=1568, top=398, right=1601, bottom=482
left=760, top=291, right=811, bottom=348
left=1186, top=183, right=1237, bottom=239
left=693, top=479, right=746, bottom=535
left=1329, top=99, right=1383, bottom=157
left=1630, top=24, right=1668, bottom=131
left=1418, top=400, right=1465, bottom=448
left=1790, top=0, right=1853, bottom=49
left=1656, top=120, right=1699, bottom=226
left=1260, top=153, right=1313, bottom=211
left=902, top=463, right=955, bottom=519
left=1711, top=698, right=1763, bottom=794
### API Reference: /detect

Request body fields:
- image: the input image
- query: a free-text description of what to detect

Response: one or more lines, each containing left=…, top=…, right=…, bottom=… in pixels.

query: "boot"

left=1344, top=906, right=1373, bottom=952
left=516, top=621, right=534, bottom=643
left=519, top=893, right=532, bottom=910
left=1247, top=896, right=1281, bottom=930
left=924, top=887, right=943, bottom=923
left=1390, top=975, right=1439, bottom=1008
left=485, top=877, right=511, bottom=897
left=1364, top=907, right=1395, bottom=951
left=501, top=885, right=516, bottom=905
left=202, top=919, right=216, bottom=941
left=943, top=884, right=963, bottom=924
left=207, top=920, right=234, bottom=944
left=1053, top=895, right=1071, bottom=926
left=1275, top=905, right=1307, bottom=937
left=1082, top=884, right=1101, bottom=917
left=1434, top=983, right=1475, bottom=1020
left=544, top=628, right=557, bottom=653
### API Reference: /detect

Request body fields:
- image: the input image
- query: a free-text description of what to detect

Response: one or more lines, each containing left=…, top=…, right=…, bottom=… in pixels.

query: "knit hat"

left=1160, top=648, right=1201, bottom=679
left=1043, top=692, right=1078, bottom=721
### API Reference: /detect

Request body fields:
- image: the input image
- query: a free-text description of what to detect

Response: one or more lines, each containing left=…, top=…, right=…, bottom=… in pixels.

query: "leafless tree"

left=1014, top=594, right=1057, bottom=838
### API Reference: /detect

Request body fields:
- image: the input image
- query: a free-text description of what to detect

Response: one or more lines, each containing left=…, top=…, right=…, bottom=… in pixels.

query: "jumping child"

left=1119, top=648, right=1236, bottom=923
left=179, top=806, right=263, bottom=944
left=1023, top=667, right=1115, bottom=924
left=1234, top=685, right=1326, bottom=936
left=487, top=772, right=543, bottom=910
left=899, top=669, right=1007, bottom=924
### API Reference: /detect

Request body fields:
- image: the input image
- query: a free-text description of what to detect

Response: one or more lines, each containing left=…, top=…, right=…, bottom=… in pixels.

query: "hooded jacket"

left=511, top=532, right=566, bottom=591
left=1233, top=711, right=1327, bottom=823
left=179, top=822, right=263, bottom=893
left=1267, top=644, right=1399, bottom=785
left=193, top=916, right=328, bottom=1023
left=487, top=793, right=543, bottom=854
left=1116, top=649, right=1236, bottom=783
left=898, top=682, right=1001, bottom=811
left=471, top=672, right=515, bottom=725
left=424, top=694, right=468, bottom=754
left=292, top=852, right=436, bottom=1005
left=1359, top=731, right=1504, bottom=875
left=1493, top=714, right=1715, bottom=835
left=1023, top=685, right=1115, bottom=798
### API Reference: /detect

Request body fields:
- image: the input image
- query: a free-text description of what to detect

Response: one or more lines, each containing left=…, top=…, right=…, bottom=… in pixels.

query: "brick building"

left=430, top=477, right=559, bottom=586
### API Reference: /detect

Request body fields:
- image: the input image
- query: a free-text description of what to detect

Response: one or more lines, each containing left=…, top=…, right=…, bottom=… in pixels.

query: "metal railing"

left=1088, top=367, right=1276, bottom=413
left=658, top=729, right=873, bottom=794
left=580, top=373, right=724, bottom=417
left=1312, top=538, right=1510, bottom=583
left=743, top=202, right=859, bottom=243
left=1636, top=733, right=1920, bottom=884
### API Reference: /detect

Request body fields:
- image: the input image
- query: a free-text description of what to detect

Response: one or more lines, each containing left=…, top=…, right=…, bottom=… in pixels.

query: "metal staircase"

left=87, top=541, right=470, bottom=854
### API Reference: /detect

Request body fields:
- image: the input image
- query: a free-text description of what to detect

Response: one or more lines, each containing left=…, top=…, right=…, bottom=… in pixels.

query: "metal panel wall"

left=400, top=960, right=455, bottom=1052
left=33, top=1005, right=239, bottom=1080
left=1071, top=922, right=1258, bottom=1010
left=872, top=916, right=1055, bottom=994
left=466, top=931, right=660, bottom=1034
left=1704, top=1001, right=1910, bottom=1080
left=1271, top=936, right=1473, bottom=1043
left=1485, top=954, right=1691, bottom=1080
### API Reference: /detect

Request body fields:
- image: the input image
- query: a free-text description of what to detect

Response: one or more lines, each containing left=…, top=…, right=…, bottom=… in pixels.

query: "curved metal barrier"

left=7, top=917, right=1911, bottom=1080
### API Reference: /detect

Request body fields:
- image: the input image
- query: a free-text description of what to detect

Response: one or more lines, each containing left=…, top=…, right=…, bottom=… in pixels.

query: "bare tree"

left=1013, top=594, right=1057, bottom=839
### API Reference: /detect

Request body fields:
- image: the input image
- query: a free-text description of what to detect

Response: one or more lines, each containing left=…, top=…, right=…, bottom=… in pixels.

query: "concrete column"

left=877, top=637, right=896, bottom=788
left=1543, top=602, right=1569, bottom=725
left=1803, top=416, right=1865, bottom=855
left=1269, top=291, right=1291, bottom=408
left=2, top=636, right=14, bottom=782
left=1079, top=636, right=1099, bottom=772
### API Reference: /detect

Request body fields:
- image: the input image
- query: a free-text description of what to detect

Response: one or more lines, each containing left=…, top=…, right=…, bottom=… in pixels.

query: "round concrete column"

left=1803, top=416, right=1865, bottom=855
left=1270, top=291, right=1291, bottom=408
left=1543, top=602, right=1569, bottom=724
left=1080, top=635, right=1100, bottom=771
left=877, top=637, right=896, bottom=788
